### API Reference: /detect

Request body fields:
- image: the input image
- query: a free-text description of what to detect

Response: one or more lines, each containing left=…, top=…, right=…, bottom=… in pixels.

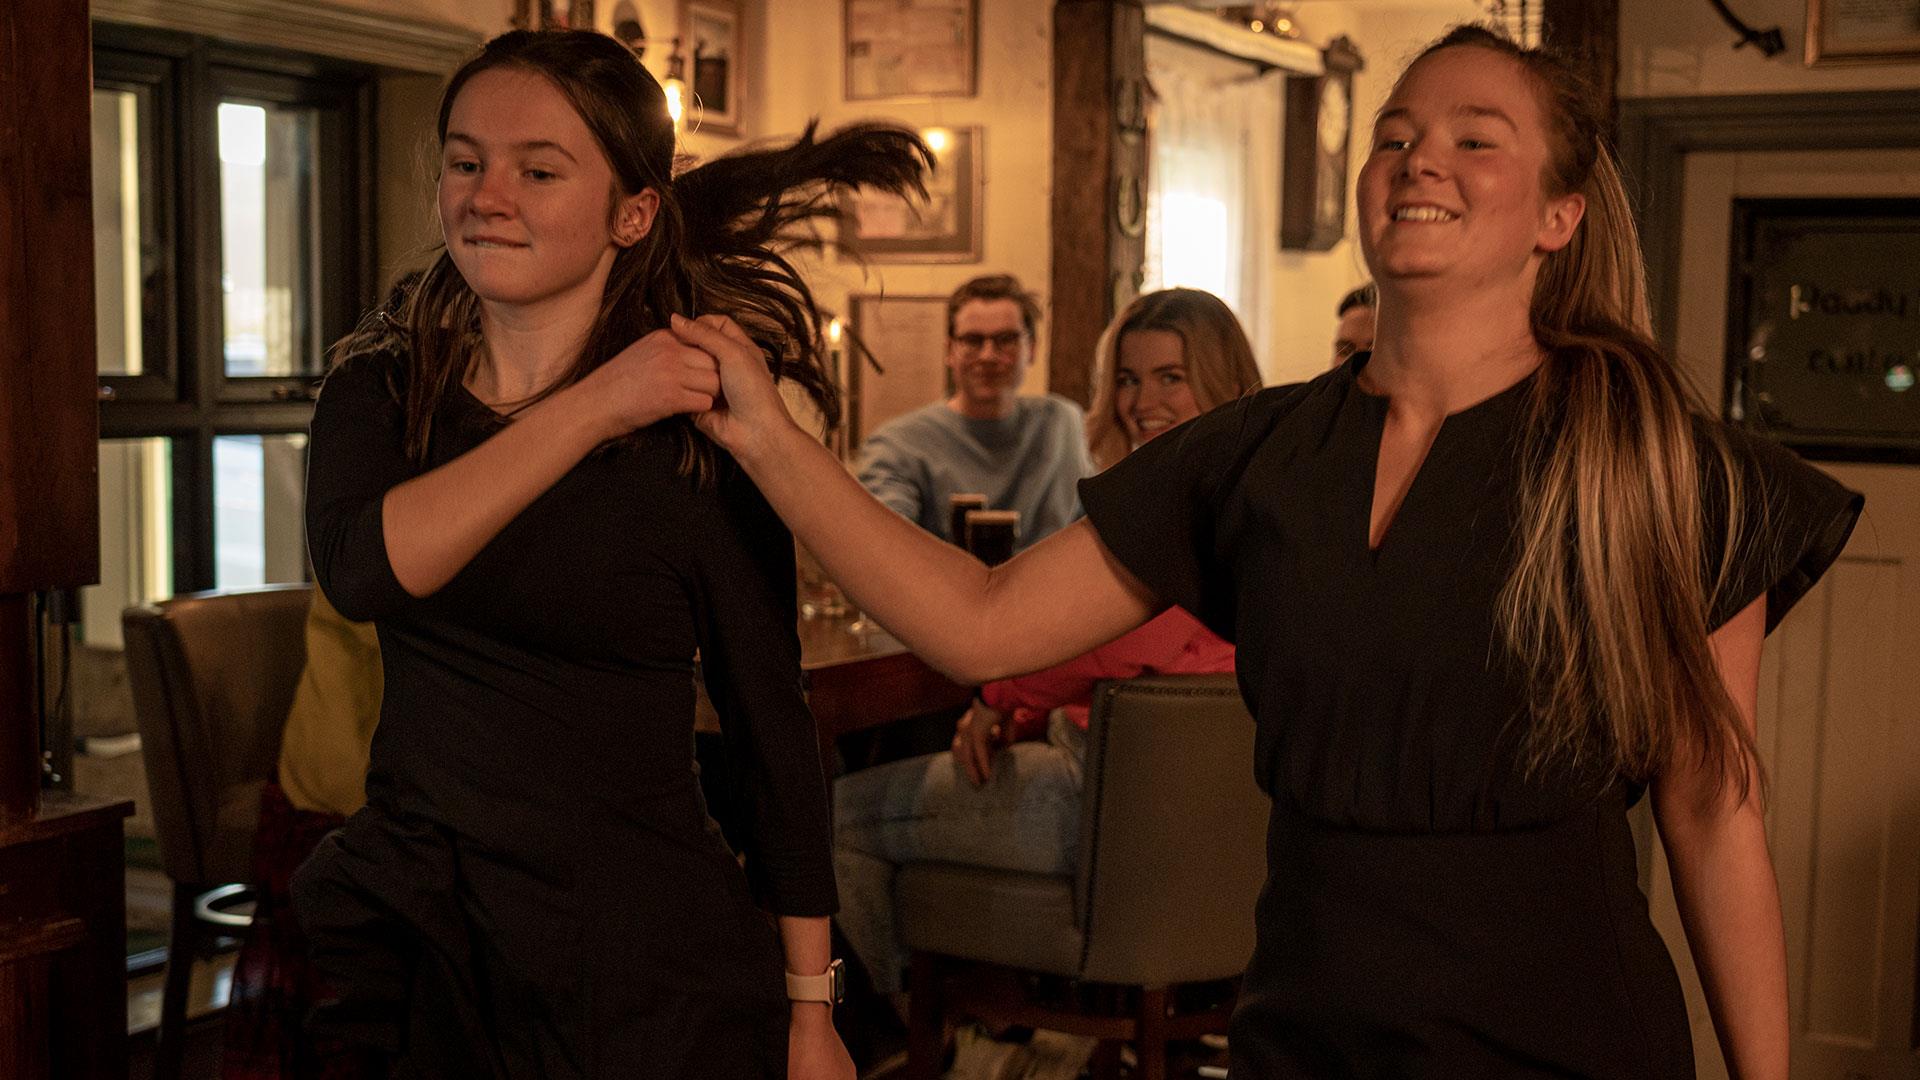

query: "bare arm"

left=678, top=314, right=1159, bottom=684
left=381, top=329, right=721, bottom=599
left=1651, top=595, right=1789, bottom=1080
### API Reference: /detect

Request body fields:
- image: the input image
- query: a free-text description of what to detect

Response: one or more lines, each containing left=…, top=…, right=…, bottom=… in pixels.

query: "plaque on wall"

left=1728, top=197, right=1920, bottom=461
left=838, top=126, right=981, bottom=263
left=847, top=294, right=952, bottom=449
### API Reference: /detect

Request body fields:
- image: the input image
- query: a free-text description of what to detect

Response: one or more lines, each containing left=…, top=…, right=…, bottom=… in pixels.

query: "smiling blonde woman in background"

left=1084, top=288, right=1263, bottom=471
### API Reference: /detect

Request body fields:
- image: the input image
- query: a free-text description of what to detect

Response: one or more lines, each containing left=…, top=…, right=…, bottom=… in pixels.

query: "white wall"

left=1619, top=0, right=1920, bottom=97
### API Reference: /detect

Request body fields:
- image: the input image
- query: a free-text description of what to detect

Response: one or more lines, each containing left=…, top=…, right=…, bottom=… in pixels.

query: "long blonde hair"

left=1085, top=289, right=1264, bottom=470
left=1409, top=27, right=1756, bottom=803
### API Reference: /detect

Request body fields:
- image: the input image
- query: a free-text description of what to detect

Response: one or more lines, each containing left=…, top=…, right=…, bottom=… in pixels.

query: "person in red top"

left=832, top=288, right=1261, bottom=1009
left=978, top=606, right=1234, bottom=745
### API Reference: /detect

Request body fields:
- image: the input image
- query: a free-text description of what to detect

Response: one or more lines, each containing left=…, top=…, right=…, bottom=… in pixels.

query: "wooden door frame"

left=1617, top=90, right=1920, bottom=361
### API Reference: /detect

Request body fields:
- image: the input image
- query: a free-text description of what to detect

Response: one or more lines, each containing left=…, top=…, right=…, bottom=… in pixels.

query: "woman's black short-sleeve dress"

left=1078, top=354, right=1862, bottom=1078
left=292, top=353, right=834, bottom=1079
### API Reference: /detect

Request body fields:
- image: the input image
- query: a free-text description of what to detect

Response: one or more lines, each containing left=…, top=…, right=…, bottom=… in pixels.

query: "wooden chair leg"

left=154, top=883, right=197, bottom=1080
left=1136, top=985, right=1170, bottom=1080
left=905, top=952, right=944, bottom=1080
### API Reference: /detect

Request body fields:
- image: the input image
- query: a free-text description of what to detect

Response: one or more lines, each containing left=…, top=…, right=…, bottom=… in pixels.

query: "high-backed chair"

left=123, top=584, right=312, bottom=1080
left=896, top=674, right=1269, bottom=1080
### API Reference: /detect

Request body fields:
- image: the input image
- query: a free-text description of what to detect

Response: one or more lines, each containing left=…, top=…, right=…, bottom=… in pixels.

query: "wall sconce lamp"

left=606, top=5, right=687, bottom=130
left=664, top=47, right=688, bottom=131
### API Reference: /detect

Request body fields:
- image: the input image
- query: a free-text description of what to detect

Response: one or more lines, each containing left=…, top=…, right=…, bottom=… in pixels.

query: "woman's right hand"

left=670, top=313, right=802, bottom=462
left=951, top=700, right=1010, bottom=787
left=576, top=327, right=722, bottom=438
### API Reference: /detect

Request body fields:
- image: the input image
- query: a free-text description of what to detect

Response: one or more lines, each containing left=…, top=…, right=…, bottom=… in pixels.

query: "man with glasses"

left=857, top=274, right=1093, bottom=551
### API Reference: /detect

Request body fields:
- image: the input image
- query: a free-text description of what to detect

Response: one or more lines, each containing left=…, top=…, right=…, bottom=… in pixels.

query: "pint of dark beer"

left=964, top=509, right=1019, bottom=567
left=948, top=493, right=988, bottom=546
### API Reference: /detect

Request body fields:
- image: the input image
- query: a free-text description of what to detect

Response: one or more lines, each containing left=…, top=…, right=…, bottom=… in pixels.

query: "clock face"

left=1317, top=78, right=1349, bottom=156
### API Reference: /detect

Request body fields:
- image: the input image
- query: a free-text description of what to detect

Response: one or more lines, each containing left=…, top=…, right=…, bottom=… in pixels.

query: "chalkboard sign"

left=1728, top=197, right=1920, bottom=462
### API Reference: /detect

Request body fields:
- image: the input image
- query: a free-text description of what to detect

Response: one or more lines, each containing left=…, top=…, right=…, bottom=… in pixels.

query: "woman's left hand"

left=787, top=1003, right=855, bottom=1080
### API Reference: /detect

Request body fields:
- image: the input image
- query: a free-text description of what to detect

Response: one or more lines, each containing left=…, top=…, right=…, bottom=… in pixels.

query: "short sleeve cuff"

left=1709, top=430, right=1865, bottom=633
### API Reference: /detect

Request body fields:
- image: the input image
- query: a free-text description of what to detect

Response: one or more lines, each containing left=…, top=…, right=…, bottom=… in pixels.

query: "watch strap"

left=784, top=958, right=844, bottom=1003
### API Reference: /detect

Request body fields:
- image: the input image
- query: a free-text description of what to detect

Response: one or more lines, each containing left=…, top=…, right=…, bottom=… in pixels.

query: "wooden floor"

left=128, top=1013, right=228, bottom=1080
left=124, top=952, right=234, bottom=1080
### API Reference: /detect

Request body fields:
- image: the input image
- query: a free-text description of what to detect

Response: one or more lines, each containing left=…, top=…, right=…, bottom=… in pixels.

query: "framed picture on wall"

left=844, top=0, right=977, bottom=101
left=839, top=126, right=981, bottom=263
left=1806, top=0, right=1920, bottom=64
left=1726, top=197, right=1920, bottom=461
left=682, top=0, right=743, bottom=135
left=846, top=294, right=952, bottom=448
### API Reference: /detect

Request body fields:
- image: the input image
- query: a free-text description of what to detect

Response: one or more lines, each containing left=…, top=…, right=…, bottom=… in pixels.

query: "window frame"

left=92, top=22, right=377, bottom=598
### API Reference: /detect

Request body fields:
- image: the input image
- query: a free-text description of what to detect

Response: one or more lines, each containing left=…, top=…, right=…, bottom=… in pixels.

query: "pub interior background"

left=0, top=0, right=1915, bottom=1076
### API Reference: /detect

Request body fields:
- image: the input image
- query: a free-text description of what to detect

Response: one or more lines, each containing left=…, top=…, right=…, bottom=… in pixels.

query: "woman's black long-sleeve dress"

left=294, top=352, right=833, bottom=1079
left=1079, top=354, right=1862, bottom=1078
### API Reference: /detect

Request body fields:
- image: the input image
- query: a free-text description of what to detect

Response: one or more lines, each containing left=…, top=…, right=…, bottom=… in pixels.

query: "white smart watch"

left=785, top=958, right=846, bottom=1004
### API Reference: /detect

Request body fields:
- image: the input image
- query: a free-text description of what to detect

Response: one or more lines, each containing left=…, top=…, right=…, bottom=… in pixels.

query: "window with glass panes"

left=89, top=24, right=375, bottom=646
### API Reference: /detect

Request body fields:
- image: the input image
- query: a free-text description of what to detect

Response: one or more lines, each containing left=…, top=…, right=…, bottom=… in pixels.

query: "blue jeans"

left=832, top=714, right=1086, bottom=994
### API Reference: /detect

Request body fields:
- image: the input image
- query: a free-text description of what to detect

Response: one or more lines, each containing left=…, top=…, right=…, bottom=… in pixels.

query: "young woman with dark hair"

left=295, top=29, right=926, bottom=1079
left=672, top=25, right=1860, bottom=1078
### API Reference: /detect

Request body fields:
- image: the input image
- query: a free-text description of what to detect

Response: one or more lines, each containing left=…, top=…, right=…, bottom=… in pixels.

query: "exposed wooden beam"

left=1049, top=0, right=1148, bottom=408
left=1543, top=0, right=1620, bottom=128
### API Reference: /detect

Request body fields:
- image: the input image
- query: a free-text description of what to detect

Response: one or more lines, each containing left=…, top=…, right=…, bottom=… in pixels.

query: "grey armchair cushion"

left=896, top=863, right=1083, bottom=977
left=897, top=674, right=1268, bottom=987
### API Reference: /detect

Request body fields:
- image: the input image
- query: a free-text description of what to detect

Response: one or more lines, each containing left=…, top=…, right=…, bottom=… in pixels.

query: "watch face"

left=1317, top=79, right=1349, bottom=156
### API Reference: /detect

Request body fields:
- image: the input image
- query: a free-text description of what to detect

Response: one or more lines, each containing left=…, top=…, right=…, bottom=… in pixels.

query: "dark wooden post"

left=0, top=1, right=135, bottom=1076
left=1048, top=0, right=1147, bottom=408
left=1543, top=0, right=1620, bottom=129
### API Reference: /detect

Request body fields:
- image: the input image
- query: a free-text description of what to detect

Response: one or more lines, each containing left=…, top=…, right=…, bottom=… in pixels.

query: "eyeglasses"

left=952, top=330, right=1027, bottom=354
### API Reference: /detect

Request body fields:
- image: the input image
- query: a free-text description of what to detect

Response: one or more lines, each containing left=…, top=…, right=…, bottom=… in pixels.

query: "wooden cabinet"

left=0, top=1, right=134, bottom=1075
left=0, top=797, right=132, bottom=1079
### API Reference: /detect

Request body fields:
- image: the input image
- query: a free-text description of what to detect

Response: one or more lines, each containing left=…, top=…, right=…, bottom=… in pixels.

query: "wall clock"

left=1281, top=36, right=1363, bottom=252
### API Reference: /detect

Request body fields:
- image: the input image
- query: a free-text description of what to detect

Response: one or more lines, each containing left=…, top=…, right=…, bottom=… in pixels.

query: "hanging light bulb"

left=921, top=127, right=951, bottom=155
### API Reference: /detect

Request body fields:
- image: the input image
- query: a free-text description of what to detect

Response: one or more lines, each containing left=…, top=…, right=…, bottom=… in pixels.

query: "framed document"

left=847, top=294, right=951, bottom=448
left=1727, top=197, right=1920, bottom=462
left=1806, top=0, right=1920, bottom=63
left=844, top=0, right=977, bottom=101
left=682, top=0, right=743, bottom=135
left=839, top=126, right=981, bottom=263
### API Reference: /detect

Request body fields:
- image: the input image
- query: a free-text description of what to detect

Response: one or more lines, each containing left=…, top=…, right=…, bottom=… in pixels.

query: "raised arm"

left=1651, top=595, right=1788, bottom=1080
left=307, top=331, right=720, bottom=618
left=677, top=314, right=1159, bottom=684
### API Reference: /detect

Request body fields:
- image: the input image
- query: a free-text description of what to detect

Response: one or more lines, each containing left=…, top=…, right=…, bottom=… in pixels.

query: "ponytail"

left=1411, top=26, right=1759, bottom=805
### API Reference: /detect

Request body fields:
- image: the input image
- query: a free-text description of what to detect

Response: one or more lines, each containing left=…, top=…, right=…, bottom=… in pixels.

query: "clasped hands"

left=583, top=313, right=799, bottom=455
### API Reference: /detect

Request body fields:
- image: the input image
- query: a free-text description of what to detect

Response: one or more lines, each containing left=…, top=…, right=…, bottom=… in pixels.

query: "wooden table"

left=696, top=615, right=975, bottom=758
